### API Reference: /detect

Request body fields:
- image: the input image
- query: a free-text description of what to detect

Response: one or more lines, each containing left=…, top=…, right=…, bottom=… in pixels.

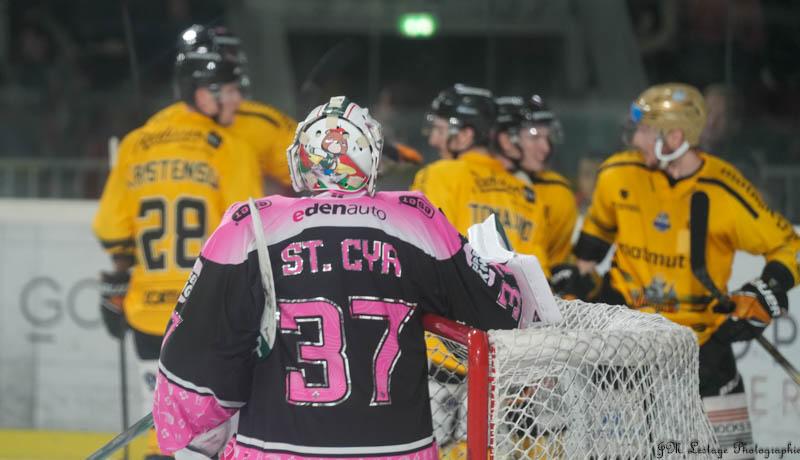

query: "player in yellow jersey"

left=93, top=36, right=262, bottom=460
left=412, top=84, right=545, bottom=458
left=559, top=83, right=800, bottom=457
left=412, top=84, right=548, bottom=268
left=493, top=94, right=578, bottom=459
left=494, top=95, right=577, bottom=273
left=149, top=25, right=298, bottom=192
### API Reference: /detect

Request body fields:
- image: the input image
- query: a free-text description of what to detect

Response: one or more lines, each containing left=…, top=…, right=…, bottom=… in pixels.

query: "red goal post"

left=423, top=314, right=490, bottom=460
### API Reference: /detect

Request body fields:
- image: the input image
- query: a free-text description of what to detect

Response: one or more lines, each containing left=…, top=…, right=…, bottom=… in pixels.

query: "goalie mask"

left=630, top=83, right=707, bottom=167
left=288, top=96, right=383, bottom=196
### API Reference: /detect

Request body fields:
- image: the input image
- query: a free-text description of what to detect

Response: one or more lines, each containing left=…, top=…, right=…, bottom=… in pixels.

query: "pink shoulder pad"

left=374, top=191, right=464, bottom=260
left=203, top=196, right=295, bottom=264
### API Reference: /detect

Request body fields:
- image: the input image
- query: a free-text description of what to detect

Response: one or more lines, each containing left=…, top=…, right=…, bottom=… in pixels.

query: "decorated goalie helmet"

left=630, top=83, right=707, bottom=165
left=287, top=96, right=383, bottom=195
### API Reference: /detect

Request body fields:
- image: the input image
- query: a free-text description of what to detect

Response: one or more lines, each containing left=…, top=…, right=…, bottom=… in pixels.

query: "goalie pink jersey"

left=154, top=190, right=533, bottom=459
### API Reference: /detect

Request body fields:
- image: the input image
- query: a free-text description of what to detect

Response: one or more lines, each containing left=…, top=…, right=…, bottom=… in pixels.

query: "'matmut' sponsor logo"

left=617, top=242, right=686, bottom=268
left=292, top=202, right=387, bottom=222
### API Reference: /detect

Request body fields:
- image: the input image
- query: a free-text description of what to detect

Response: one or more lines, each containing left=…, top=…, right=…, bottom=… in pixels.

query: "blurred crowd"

left=0, top=0, right=799, bottom=208
left=0, top=0, right=222, bottom=163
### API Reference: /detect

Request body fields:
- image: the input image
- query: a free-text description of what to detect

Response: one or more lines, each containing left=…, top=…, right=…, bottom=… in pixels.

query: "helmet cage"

left=288, top=97, right=383, bottom=196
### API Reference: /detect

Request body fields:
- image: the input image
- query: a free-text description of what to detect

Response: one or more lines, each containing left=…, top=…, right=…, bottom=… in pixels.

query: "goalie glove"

left=713, top=278, right=787, bottom=343
left=100, top=271, right=130, bottom=340
left=550, top=263, right=600, bottom=300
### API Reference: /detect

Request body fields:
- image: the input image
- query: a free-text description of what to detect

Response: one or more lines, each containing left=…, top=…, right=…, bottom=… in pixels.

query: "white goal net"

left=426, top=298, right=718, bottom=459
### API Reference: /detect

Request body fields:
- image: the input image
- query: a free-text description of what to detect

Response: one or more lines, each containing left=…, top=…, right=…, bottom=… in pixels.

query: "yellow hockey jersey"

left=230, top=99, right=297, bottom=187
left=149, top=100, right=297, bottom=187
left=94, top=105, right=263, bottom=335
left=578, top=150, right=800, bottom=344
left=411, top=151, right=551, bottom=272
left=516, top=169, right=578, bottom=267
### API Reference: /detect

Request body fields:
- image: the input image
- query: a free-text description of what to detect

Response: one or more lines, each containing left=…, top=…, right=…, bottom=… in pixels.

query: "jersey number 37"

left=280, top=297, right=416, bottom=407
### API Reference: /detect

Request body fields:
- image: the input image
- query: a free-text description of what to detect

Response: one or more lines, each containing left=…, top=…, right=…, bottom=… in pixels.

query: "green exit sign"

left=398, top=13, right=437, bottom=38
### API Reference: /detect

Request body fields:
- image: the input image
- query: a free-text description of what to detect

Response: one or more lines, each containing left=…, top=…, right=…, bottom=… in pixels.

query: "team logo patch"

left=178, top=258, right=203, bottom=304
left=631, top=276, right=678, bottom=312
left=653, top=212, right=670, bottom=232
left=231, top=199, right=272, bottom=222
left=207, top=131, right=222, bottom=148
left=523, top=187, right=536, bottom=203
left=398, top=195, right=435, bottom=218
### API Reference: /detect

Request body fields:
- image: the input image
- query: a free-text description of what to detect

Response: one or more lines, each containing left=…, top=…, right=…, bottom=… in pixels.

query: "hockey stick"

left=105, top=132, right=130, bottom=460
left=754, top=334, right=800, bottom=386
left=118, top=320, right=130, bottom=460
left=689, top=191, right=800, bottom=387
left=297, top=38, right=361, bottom=115
left=248, top=197, right=278, bottom=357
left=120, top=0, right=143, bottom=121
left=86, top=413, right=154, bottom=460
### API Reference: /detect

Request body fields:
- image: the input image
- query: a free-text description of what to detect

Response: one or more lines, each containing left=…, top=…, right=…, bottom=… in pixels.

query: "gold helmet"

left=630, top=83, right=707, bottom=146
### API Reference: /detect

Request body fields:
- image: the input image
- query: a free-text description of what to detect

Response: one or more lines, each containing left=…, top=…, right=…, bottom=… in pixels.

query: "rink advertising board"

left=0, top=199, right=798, bottom=445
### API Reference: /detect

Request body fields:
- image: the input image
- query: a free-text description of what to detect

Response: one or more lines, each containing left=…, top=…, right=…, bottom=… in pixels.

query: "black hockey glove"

left=713, top=278, right=787, bottom=343
left=100, top=271, right=130, bottom=340
left=550, top=263, right=600, bottom=300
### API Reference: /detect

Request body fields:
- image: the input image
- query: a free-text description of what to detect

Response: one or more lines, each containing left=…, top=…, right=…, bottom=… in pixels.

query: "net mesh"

left=426, top=298, right=718, bottom=459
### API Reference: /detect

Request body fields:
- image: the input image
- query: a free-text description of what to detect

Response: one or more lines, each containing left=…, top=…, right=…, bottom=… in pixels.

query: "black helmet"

left=174, top=25, right=246, bottom=104
left=494, top=96, right=526, bottom=134
left=177, top=25, right=247, bottom=65
left=428, top=84, right=496, bottom=147
left=520, top=94, right=564, bottom=144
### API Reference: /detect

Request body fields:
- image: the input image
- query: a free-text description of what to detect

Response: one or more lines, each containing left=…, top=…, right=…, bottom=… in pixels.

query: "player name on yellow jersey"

left=93, top=104, right=263, bottom=335
left=130, top=159, right=219, bottom=189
